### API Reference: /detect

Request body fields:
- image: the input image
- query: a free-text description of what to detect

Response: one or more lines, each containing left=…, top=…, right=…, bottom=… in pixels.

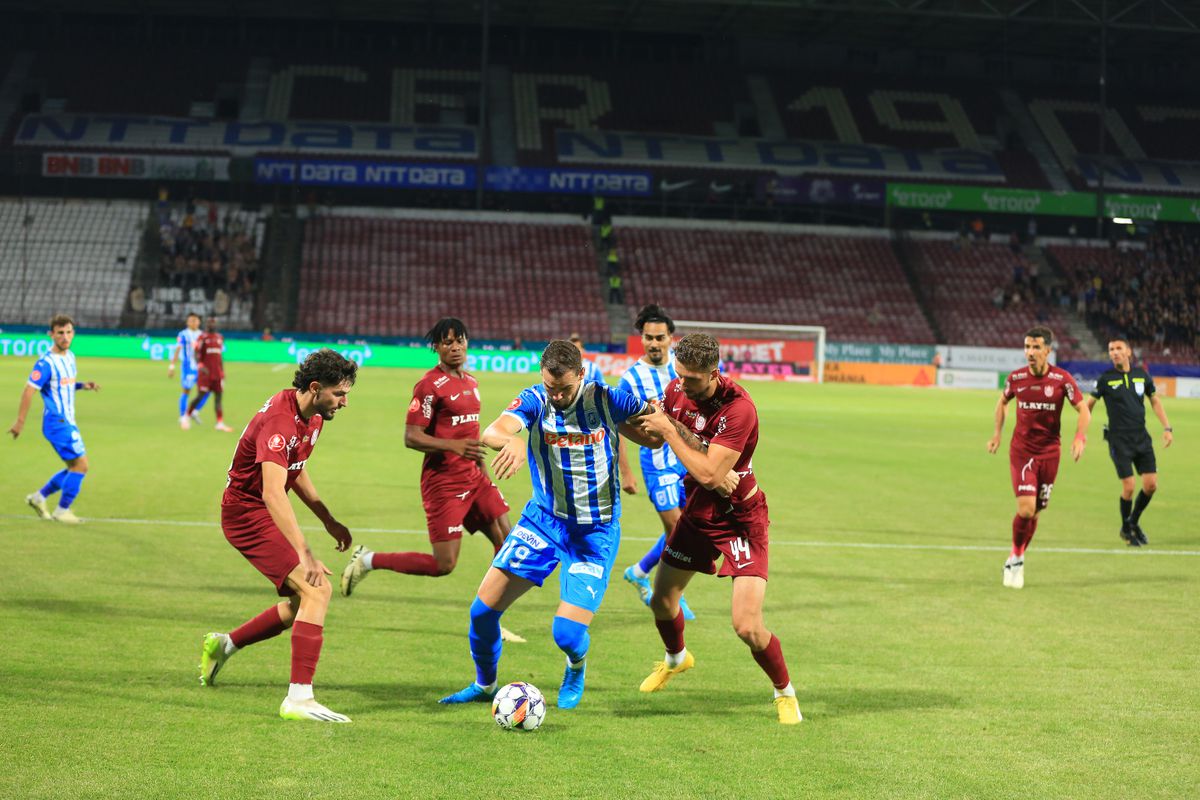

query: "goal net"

left=671, top=320, right=826, bottom=383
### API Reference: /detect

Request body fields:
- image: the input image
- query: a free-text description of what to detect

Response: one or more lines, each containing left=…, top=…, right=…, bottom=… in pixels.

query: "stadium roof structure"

left=7, top=0, right=1200, bottom=61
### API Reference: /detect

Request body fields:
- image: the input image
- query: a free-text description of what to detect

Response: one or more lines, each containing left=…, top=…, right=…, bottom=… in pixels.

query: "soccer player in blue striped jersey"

left=616, top=304, right=696, bottom=620
left=167, top=312, right=207, bottom=429
left=439, top=340, right=660, bottom=710
left=7, top=315, right=100, bottom=524
left=569, top=333, right=606, bottom=385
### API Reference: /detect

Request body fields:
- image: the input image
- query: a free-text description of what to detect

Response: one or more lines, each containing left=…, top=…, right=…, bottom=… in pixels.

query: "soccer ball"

left=492, top=682, right=546, bottom=731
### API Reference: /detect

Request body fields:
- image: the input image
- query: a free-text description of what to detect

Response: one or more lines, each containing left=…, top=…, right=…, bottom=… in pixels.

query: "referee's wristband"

left=1165, top=427, right=1173, bottom=432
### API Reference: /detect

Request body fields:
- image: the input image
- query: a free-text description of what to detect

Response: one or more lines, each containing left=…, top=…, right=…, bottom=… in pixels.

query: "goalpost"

left=672, top=320, right=826, bottom=384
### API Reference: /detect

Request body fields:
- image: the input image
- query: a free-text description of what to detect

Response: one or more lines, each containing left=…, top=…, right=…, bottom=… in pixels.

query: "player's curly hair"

left=426, top=317, right=469, bottom=348
left=48, top=314, right=75, bottom=330
left=293, top=349, right=358, bottom=392
left=674, top=333, right=721, bottom=372
left=541, top=340, right=583, bottom=377
left=1024, top=326, right=1054, bottom=345
left=635, top=303, right=675, bottom=333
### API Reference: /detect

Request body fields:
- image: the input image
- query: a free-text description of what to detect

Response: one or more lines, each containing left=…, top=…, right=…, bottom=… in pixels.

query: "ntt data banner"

left=0, top=332, right=544, bottom=373
left=254, top=159, right=475, bottom=189
left=557, top=131, right=1004, bottom=181
left=43, top=152, right=230, bottom=181
left=888, top=182, right=1200, bottom=223
left=15, top=114, right=478, bottom=158
left=484, top=166, right=653, bottom=196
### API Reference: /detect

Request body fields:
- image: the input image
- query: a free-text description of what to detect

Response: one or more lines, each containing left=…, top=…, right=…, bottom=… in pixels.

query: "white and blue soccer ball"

left=492, top=682, right=546, bottom=731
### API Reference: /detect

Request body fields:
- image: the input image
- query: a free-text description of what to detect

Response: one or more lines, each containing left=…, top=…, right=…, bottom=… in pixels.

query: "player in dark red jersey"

left=633, top=333, right=800, bottom=725
left=339, top=319, right=519, bottom=639
left=187, top=316, right=233, bottom=432
left=197, top=349, right=358, bottom=722
left=987, top=326, right=1091, bottom=589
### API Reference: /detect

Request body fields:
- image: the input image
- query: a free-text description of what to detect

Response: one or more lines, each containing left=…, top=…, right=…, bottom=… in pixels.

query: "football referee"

left=1087, top=338, right=1173, bottom=546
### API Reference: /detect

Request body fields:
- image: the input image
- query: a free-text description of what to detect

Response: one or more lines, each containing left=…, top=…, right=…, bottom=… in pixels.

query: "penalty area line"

left=2, top=514, right=1197, bottom=557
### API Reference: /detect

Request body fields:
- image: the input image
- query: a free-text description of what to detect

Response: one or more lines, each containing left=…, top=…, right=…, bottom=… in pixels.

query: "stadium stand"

left=905, top=237, right=1071, bottom=350
left=0, top=198, right=144, bottom=327
left=620, top=223, right=936, bottom=344
left=296, top=212, right=609, bottom=340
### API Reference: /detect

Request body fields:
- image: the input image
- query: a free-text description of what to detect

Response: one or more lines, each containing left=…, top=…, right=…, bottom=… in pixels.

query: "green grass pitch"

left=1, top=356, right=1197, bottom=799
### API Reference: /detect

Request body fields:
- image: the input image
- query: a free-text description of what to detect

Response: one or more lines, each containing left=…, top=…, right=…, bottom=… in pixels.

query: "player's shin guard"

left=468, top=597, right=503, bottom=687
left=290, top=621, right=323, bottom=685
left=751, top=634, right=791, bottom=691
left=638, top=534, right=667, bottom=575
left=371, top=552, right=441, bottom=576
left=552, top=616, right=590, bottom=664
left=654, top=611, right=686, bottom=654
left=58, top=472, right=85, bottom=509
left=39, top=469, right=68, bottom=498
left=230, top=604, right=289, bottom=649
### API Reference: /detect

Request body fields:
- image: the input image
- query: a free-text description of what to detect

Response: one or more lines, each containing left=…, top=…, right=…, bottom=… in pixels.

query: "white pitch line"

left=3, top=514, right=1197, bottom=557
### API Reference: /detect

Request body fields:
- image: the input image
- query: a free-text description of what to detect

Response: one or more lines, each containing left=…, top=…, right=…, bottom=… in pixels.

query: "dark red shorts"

left=198, top=367, right=224, bottom=393
left=422, top=470, right=510, bottom=544
left=1009, top=450, right=1060, bottom=511
left=222, top=504, right=300, bottom=596
left=661, top=490, right=770, bottom=580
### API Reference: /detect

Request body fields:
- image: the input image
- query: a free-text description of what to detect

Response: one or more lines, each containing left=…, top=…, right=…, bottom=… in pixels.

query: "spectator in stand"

left=970, top=217, right=986, bottom=241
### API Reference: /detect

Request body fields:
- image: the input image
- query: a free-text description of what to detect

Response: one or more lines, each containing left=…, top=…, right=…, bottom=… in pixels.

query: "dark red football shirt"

left=223, top=389, right=323, bottom=509
left=405, top=367, right=484, bottom=493
left=663, top=374, right=761, bottom=521
left=1002, top=364, right=1082, bottom=457
left=195, top=331, right=225, bottom=373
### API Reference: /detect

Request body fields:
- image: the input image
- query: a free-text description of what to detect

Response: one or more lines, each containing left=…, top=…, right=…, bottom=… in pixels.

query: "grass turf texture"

left=0, top=356, right=1197, bottom=800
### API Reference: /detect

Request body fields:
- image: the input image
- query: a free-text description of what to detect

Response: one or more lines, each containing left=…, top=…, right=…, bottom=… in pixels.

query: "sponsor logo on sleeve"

left=310, top=428, right=318, bottom=446
left=567, top=562, right=605, bottom=579
left=267, top=433, right=286, bottom=452
left=408, top=397, right=420, bottom=413
left=30, top=369, right=41, bottom=381
left=507, top=397, right=522, bottom=411
left=716, top=416, right=727, bottom=436
left=422, top=394, right=434, bottom=419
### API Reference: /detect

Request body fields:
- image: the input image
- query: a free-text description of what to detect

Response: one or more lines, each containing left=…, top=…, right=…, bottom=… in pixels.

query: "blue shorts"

left=44, top=419, right=85, bottom=461
left=492, top=500, right=621, bottom=613
left=640, top=458, right=688, bottom=513
left=181, top=369, right=198, bottom=390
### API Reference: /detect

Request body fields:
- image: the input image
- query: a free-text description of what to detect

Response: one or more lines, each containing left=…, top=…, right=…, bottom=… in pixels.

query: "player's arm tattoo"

left=666, top=416, right=708, bottom=453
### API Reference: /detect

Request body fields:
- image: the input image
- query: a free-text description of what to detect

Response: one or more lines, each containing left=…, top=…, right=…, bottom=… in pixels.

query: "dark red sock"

left=1023, top=516, right=1040, bottom=553
left=751, top=634, right=791, bottom=690
left=372, top=552, right=441, bottom=576
left=654, top=612, right=686, bottom=654
left=290, top=620, right=323, bottom=685
left=229, top=604, right=288, bottom=649
left=1011, top=515, right=1032, bottom=556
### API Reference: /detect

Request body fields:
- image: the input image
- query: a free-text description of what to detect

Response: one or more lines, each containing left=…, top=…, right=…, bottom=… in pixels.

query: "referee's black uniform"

left=1091, top=366, right=1159, bottom=544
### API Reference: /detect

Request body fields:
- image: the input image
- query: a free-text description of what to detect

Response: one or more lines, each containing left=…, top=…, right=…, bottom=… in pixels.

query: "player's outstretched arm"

left=168, top=344, right=180, bottom=377
left=403, top=424, right=484, bottom=462
left=615, top=436, right=638, bottom=494
left=482, top=414, right=527, bottom=480
left=292, top=468, right=351, bottom=552
left=1149, top=395, right=1173, bottom=447
left=7, top=385, right=36, bottom=439
left=261, top=461, right=329, bottom=587
left=987, top=394, right=1008, bottom=454
left=1070, top=399, right=1091, bottom=462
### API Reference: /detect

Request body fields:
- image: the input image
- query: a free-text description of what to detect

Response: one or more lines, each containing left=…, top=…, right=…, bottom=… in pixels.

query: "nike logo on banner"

left=450, top=393, right=461, bottom=401
left=734, top=561, right=755, bottom=569
left=659, top=179, right=694, bottom=192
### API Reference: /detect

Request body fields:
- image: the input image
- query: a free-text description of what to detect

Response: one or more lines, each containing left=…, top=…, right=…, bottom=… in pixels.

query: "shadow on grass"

left=608, top=686, right=960, bottom=720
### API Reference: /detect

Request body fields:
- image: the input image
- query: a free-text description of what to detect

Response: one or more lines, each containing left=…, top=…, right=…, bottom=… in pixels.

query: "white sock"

left=222, top=634, right=238, bottom=656
left=361, top=551, right=374, bottom=571
left=773, top=682, right=796, bottom=699
left=477, top=681, right=497, bottom=693
left=665, top=647, right=687, bottom=669
left=631, top=564, right=649, bottom=579
left=32, top=492, right=45, bottom=503
left=567, top=655, right=586, bottom=670
left=287, top=683, right=314, bottom=702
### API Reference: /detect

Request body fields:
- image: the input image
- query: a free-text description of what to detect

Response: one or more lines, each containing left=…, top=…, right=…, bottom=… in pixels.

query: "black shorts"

left=1106, top=429, right=1156, bottom=479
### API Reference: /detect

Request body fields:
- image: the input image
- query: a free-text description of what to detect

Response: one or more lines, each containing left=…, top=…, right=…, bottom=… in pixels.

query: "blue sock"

left=194, top=393, right=210, bottom=412
left=178, top=392, right=190, bottom=416
left=39, top=469, right=69, bottom=498
left=59, top=472, right=85, bottom=509
left=552, top=616, right=590, bottom=665
left=638, top=534, right=667, bottom=575
left=468, top=597, right=503, bottom=687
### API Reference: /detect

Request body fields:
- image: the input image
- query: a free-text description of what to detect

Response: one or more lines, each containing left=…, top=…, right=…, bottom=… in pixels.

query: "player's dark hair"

left=293, top=349, right=358, bottom=392
left=568, top=332, right=584, bottom=344
left=1024, top=326, right=1054, bottom=345
left=427, top=317, right=468, bottom=348
left=541, top=340, right=583, bottom=377
left=635, top=303, right=675, bottom=333
left=675, top=333, right=721, bottom=372
left=48, top=314, right=74, bottom=330
left=186, top=312, right=201, bottom=321
left=1108, top=336, right=1131, bottom=348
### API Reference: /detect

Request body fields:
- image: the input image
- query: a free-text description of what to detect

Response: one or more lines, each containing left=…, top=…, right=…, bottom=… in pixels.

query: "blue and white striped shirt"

left=582, top=358, right=605, bottom=386
left=176, top=328, right=202, bottom=373
left=619, top=354, right=680, bottom=471
left=27, top=351, right=79, bottom=425
left=504, top=381, right=647, bottom=524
